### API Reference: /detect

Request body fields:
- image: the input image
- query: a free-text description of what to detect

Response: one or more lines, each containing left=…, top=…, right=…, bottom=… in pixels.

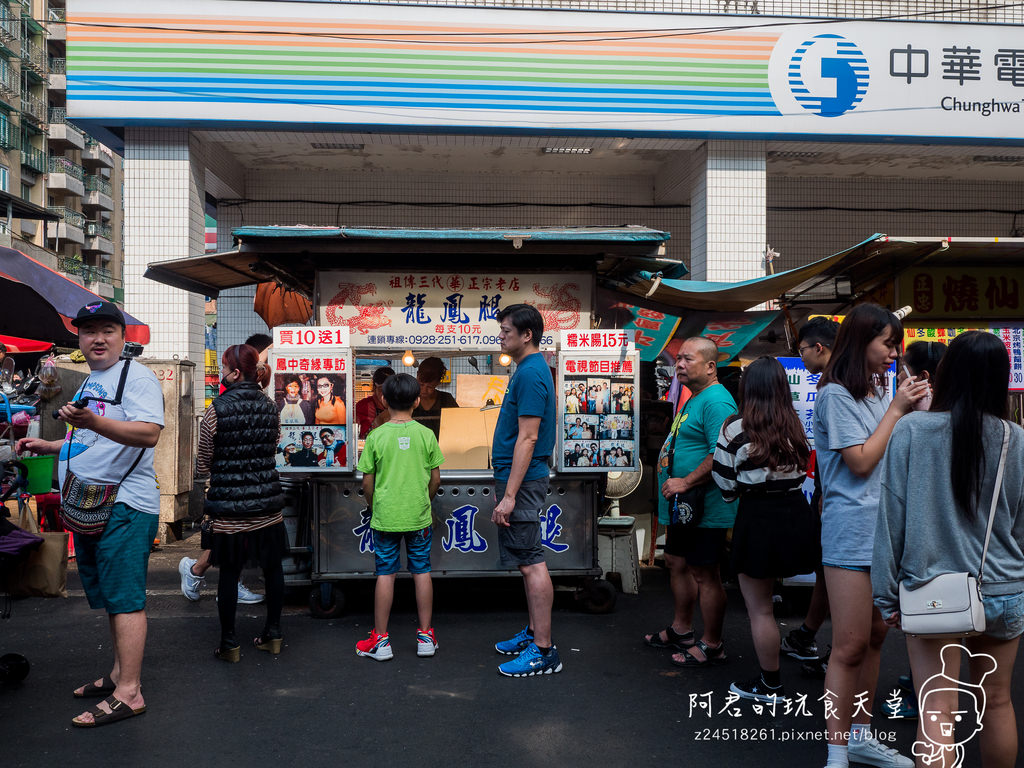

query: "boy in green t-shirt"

left=355, top=373, right=444, bottom=661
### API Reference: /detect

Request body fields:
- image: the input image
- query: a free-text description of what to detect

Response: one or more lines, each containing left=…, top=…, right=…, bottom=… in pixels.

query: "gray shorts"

left=495, top=476, right=548, bottom=567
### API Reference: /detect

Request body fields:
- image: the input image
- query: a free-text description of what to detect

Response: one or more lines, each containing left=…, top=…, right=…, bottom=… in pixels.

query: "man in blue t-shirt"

left=490, top=303, right=561, bottom=677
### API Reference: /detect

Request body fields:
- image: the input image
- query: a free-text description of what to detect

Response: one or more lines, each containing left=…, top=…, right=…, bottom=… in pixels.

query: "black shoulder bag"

left=666, top=408, right=707, bottom=527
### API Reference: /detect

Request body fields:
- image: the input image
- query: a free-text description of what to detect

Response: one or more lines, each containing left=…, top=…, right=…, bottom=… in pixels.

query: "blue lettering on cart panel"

left=540, top=504, right=569, bottom=553
left=442, top=504, right=488, bottom=553
left=353, top=507, right=375, bottom=553
left=440, top=292, right=470, bottom=324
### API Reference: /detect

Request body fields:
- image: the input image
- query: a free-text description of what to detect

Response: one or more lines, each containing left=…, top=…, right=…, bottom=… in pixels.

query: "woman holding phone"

left=813, top=304, right=928, bottom=768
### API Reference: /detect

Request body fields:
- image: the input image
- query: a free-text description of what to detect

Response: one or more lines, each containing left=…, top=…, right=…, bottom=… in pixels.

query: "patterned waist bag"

left=60, top=427, right=144, bottom=536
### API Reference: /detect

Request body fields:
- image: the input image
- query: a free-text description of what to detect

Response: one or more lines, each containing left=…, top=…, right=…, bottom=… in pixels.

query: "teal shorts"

left=74, top=502, right=158, bottom=614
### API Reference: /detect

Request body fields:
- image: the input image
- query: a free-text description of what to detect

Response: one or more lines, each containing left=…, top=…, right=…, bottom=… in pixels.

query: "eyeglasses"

left=797, top=345, right=816, bottom=356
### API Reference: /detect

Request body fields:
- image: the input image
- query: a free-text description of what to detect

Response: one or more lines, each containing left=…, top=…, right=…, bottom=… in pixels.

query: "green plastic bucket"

left=19, top=455, right=55, bottom=495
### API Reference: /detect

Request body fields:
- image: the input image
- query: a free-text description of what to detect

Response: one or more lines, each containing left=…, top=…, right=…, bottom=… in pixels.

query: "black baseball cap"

left=71, top=300, right=126, bottom=329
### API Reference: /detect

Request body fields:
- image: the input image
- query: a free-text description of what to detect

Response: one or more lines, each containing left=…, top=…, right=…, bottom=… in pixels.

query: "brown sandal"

left=71, top=695, right=146, bottom=728
left=73, top=676, right=116, bottom=698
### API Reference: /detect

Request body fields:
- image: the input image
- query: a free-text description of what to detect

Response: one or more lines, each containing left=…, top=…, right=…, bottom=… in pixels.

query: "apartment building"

left=0, top=0, right=124, bottom=304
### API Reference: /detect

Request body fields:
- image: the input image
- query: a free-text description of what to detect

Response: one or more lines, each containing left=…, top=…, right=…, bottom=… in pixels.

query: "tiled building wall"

left=767, top=176, right=1024, bottom=271
left=123, top=127, right=207, bottom=405
left=325, top=0, right=1024, bottom=23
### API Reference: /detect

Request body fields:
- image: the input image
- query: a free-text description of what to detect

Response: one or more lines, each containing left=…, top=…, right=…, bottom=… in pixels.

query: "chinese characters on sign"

left=558, top=350, right=640, bottom=473
left=902, top=270, right=1024, bottom=319
left=317, top=271, right=591, bottom=349
left=273, top=326, right=350, bottom=349
left=560, top=329, right=634, bottom=351
left=904, top=326, right=1024, bottom=391
left=890, top=43, right=1024, bottom=87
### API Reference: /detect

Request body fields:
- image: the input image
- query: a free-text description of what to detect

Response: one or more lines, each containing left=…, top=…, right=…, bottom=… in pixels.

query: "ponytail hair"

left=222, top=344, right=260, bottom=383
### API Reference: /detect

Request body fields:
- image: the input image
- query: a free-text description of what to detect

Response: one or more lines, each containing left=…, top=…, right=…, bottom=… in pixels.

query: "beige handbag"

left=898, top=420, right=1008, bottom=638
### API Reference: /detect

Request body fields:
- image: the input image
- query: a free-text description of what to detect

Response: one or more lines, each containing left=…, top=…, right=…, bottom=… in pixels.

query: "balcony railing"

left=82, top=264, right=113, bottom=284
left=0, top=10, right=19, bottom=48
left=0, top=64, right=18, bottom=98
left=85, top=175, right=113, bottom=196
left=20, top=37, right=47, bottom=75
left=49, top=57, right=65, bottom=74
left=20, top=92, right=46, bottom=123
left=48, top=206, right=86, bottom=229
left=20, top=145, right=46, bottom=173
left=48, top=108, right=86, bottom=142
left=0, top=121, right=16, bottom=150
left=57, top=256, right=84, bottom=276
left=49, top=155, right=85, bottom=180
left=85, top=220, right=113, bottom=240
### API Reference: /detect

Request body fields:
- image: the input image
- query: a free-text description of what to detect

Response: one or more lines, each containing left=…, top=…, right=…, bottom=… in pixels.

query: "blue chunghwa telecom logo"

left=788, top=34, right=869, bottom=117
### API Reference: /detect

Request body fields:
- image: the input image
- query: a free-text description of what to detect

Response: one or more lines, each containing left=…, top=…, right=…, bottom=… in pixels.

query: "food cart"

left=146, top=226, right=668, bottom=616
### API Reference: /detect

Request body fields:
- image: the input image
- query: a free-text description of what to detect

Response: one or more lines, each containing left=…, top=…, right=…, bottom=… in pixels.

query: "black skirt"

left=208, top=521, right=288, bottom=571
left=730, top=490, right=821, bottom=579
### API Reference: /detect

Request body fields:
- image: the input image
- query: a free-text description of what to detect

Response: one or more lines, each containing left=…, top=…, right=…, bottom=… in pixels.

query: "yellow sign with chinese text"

left=899, top=268, right=1024, bottom=320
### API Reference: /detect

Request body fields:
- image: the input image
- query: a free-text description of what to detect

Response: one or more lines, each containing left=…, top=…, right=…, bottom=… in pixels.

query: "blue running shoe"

left=498, top=643, right=562, bottom=677
left=495, top=626, right=533, bottom=656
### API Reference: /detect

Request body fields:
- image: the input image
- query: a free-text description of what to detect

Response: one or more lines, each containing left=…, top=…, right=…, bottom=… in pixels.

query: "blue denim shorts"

left=982, top=592, right=1024, bottom=640
left=372, top=527, right=432, bottom=575
left=822, top=561, right=871, bottom=573
left=74, top=502, right=159, bottom=614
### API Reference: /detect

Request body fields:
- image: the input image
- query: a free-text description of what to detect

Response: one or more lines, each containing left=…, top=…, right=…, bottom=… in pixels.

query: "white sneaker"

left=178, top=556, right=203, bottom=601
left=237, top=582, right=265, bottom=605
left=847, top=737, right=913, bottom=768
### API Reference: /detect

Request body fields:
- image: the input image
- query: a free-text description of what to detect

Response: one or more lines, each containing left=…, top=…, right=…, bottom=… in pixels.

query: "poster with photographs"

left=269, top=347, right=353, bottom=472
left=556, top=349, right=639, bottom=473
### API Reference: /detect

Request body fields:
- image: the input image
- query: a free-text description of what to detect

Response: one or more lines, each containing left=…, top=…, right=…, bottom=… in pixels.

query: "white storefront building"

left=66, top=0, right=1024, bottom=402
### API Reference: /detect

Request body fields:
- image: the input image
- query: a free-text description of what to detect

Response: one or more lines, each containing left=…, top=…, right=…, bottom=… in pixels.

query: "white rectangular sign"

left=316, top=271, right=591, bottom=349
left=70, top=0, right=1024, bottom=142
left=273, top=326, right=350, bottom=351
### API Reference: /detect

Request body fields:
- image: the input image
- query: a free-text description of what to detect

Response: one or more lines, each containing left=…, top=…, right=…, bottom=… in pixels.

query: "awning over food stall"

left=0, top=334, right=53, bottom=353
left=144, top=225, right=678, bottom=299
left=0, top=247, right=150, bottom=345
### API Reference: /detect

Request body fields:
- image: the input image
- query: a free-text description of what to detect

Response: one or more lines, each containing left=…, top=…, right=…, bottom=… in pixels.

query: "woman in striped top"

left=712, top=356, right=819, bottom=703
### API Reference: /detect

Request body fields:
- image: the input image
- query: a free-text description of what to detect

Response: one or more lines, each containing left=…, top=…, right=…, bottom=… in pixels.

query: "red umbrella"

left=0, top=246, right=149, bottom=345
left=0, top=334, right=53, bottom=353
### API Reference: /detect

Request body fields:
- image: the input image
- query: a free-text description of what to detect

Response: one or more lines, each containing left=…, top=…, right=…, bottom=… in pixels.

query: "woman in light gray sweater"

left=873, top=331, right=1024, bottom=768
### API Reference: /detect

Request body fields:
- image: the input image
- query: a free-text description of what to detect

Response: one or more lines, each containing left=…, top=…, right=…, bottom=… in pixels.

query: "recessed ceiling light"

left=543, top=147, right=592, bottom=154
left=310, top=142, right=364, bottom=150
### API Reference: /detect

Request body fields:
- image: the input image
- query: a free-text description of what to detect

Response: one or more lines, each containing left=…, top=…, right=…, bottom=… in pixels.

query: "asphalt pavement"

left=2, top=533, right=1022, bottom=768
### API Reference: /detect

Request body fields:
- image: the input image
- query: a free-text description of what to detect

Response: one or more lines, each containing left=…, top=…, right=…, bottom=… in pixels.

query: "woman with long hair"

left=874, top=331, right=1024, bottom=768
left=197, top=344, right=287, bottom=662
left=712, top=356, right=819, bottom=702
left=813, top=304, right=928, bottom=768
left=313, top=375, right=346, bottom=424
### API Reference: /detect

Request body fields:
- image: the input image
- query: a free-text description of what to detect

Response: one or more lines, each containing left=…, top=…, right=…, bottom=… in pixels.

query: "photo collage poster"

left=558, top=351, right=639, bottom=472
left=271, top=349, right=353, bottom=472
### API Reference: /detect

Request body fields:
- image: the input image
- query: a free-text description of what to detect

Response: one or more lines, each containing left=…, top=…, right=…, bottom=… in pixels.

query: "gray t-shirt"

left=873, top=413, right=1024, bottom=616
left=58, top=360, right=165, bottom=515
left=813, top=383, right=890, bottom=567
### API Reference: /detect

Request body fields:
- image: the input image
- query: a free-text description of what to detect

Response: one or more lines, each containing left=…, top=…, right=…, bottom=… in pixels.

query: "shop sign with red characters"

left=316, top=271, right=591, bottom=349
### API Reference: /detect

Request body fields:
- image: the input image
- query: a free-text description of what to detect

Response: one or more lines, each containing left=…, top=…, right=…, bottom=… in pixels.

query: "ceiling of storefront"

left=193, top=131, right=1024, bottom=181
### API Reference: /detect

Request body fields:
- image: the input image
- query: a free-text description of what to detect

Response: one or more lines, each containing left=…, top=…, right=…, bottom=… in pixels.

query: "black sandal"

left=71, top=695, right=146, bottom=728
left=214, top=642, right=241, bottom=663
left=73, top=676, right=116, bottom=699
left=643, top=626, right=695, bottom=651
left=254, top=631, right=283, bottom=655
left=671, top=639, right=728, bottom=667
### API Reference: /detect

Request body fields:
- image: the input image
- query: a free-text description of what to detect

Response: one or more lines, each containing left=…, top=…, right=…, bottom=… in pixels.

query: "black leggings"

left=217, top=559, right=285, bottom=645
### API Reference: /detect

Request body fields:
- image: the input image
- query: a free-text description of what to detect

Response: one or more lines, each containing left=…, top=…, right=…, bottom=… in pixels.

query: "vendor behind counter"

left=412, top=356, right=459, bottom=438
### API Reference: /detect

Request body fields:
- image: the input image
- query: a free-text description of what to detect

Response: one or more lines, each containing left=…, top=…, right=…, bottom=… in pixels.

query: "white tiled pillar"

left=688, top=141, right=767, bottom=282
left=123, top=127, right=206, bottom=407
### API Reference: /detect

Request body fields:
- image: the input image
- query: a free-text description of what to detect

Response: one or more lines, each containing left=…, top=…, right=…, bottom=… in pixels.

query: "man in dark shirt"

left=289, top=432, right=319, bottom=467
left=490, top=304, right=560, bottom=677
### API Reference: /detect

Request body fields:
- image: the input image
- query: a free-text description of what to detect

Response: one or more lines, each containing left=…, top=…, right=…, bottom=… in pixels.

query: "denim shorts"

left=372, top=527, right=432, bottom=575
left=822, top=561, right=871, bottom=573
left=982, top=592, right=1024, bottom=640
left=74, top=502, right=159, bottom=614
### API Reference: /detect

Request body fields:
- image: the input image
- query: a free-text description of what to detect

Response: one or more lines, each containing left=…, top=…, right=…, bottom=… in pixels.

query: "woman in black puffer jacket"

left=197, top=343, right=286, bottom=662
